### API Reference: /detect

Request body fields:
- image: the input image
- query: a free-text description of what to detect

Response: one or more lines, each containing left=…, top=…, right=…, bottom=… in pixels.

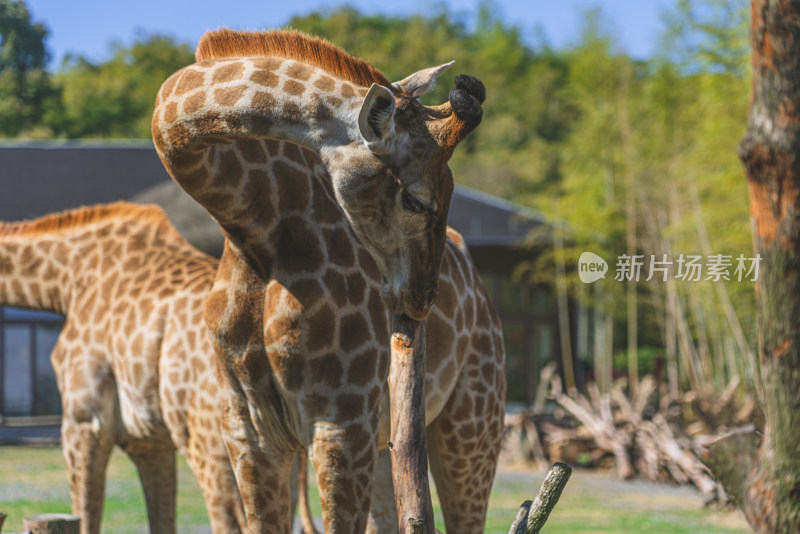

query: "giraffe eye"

left=402, top=192, right=427, bottom=214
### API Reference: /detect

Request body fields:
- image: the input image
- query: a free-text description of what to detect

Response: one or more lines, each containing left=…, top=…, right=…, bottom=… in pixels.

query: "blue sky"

left=26, top=0, right=669, bottom=67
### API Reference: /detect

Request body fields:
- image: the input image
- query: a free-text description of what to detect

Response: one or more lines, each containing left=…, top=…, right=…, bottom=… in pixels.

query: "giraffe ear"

left=358, top=84, right=396, bottom=151
left=393, top=61, right=455, bottom=98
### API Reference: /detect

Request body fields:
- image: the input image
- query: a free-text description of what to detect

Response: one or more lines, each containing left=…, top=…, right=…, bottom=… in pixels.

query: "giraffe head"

left=167, top=29, right=485, bottom=321
left=327, top=65, right=485, bottom=321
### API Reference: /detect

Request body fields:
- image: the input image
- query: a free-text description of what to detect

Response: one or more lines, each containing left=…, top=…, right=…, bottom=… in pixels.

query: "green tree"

left=48, top=32, right=194, bottom=138
left=0, top=0, right=56, bottom=136
left=288, top=4, right=575, bottom=199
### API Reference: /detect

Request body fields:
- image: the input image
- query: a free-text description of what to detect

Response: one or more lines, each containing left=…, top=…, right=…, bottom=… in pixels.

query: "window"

left=1, top=307, right=64, bottom=418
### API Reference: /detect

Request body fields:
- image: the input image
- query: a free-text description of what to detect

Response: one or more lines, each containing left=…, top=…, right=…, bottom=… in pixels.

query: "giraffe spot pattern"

left=214, top=85, right=249, bottom=107
left=283, top=79, right=305, bottom=97
left=250, top=69, right=280, bottom=88
left=145, top=52, right=506, bottom=530
left=212, top=62, right=245, bottom=84
left=175, top=69, right=205, bottom=96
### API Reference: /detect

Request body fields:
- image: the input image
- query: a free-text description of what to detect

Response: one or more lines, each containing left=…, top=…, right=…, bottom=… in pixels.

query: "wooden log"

left=23, top=514, right=81, bottom=534
left=652, top=414, right=719, bottom=500
left=389, top=315, right=434, bottom=534
left=555, top=391, right=633, bottom=478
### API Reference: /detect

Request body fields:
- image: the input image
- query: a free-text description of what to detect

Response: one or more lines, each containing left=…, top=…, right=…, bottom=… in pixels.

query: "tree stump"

left=23, top=514, right=81, bottom=534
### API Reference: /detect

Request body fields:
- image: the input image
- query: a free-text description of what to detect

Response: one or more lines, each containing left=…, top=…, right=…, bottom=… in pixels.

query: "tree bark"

left=389, top=315, right=435, bottom=534
left=703, top=1, right=800, bottom=531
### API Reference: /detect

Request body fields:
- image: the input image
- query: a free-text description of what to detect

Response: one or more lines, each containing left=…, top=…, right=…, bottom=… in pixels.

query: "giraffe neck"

left=0, top=225, right=71, bottom=314
left=152, top=57, right=363, bottom=260
left=0, top=203, right=192, bottom=316
left=156, top=103, right=345, bottom=278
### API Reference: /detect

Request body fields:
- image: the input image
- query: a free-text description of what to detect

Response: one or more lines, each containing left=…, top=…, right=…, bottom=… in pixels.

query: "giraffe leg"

left=365, top=448, right=399, bottom=534
left=310, top=421, right=377, bottom=534
left=219, top=389, right=294, bottom=534
left=427, top=354, right=505, bottom=534
left=184, top=442, right=246, bottom=534
left=60, top=416, right=115, bottom=534
left=58, top=352, right=118, bottom=534
left=125, top=439, right=177, bottom=534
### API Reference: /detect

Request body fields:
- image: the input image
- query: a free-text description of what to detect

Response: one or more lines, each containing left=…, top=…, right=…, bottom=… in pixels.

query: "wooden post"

left=23, top=514, right=81, bottom=534
left=389, top=314, right=434, bottom=534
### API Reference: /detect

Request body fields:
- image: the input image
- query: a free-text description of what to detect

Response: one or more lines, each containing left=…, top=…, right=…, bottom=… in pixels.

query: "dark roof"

left=0, top=142, right=169, bottom=222
left=448, top=185, right=559, bottom=247
left=0, top=143, right=554, bottom=254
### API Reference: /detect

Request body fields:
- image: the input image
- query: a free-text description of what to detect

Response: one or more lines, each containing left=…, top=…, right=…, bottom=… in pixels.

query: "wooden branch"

left=507, top=500, right=532, bottom=534
left=0, top=512, right=6, bottom=532
left=527, top=462, right=572, bottom=533
left=389, top=315, right=434, bottom=534
left=23, top=514, right=81, bottom=534
left=507, top=463, right=572, bottom=534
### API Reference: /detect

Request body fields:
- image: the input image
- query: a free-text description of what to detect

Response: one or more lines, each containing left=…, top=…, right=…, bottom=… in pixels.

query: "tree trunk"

left=703, top=1, right=800, bottom=531
left=553, top=228, right=575, bottom=391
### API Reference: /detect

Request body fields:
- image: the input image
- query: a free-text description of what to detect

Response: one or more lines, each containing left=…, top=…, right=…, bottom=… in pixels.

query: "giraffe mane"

left=195, top=28, right=396, bottom=91
left=0, top=201, right=185, bottom=242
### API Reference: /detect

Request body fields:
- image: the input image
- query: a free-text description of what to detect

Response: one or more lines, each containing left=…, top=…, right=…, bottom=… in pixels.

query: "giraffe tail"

left=297, top=448, right=320, bottom=534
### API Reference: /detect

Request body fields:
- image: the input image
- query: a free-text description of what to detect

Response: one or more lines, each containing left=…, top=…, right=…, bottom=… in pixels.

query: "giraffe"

left=0, top=194, right=505, bottom=531
left=151, top=28, right=495, bottom=533
left=0, top=202, right=246, bottom=534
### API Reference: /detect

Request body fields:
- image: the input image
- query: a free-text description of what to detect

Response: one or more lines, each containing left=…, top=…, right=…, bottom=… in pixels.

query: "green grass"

left=0, top=445, right=209, bottom=533
left=1, top=446, right=750, bottom=533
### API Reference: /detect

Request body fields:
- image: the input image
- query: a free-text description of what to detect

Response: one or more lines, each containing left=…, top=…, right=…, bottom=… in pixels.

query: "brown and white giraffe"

left=152, top=28, right=497, bottom=533
left=0, top=195, right=504, bottom=531
left=0, top=202, right=246, bottom=534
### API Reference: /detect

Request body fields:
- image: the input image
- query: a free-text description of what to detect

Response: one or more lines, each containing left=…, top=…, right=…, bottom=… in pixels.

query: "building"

left=0, top=142, right=580, bottom=439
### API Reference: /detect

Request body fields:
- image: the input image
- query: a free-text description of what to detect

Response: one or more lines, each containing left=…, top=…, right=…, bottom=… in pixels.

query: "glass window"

left=4, top=325, right=32, bottom=416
